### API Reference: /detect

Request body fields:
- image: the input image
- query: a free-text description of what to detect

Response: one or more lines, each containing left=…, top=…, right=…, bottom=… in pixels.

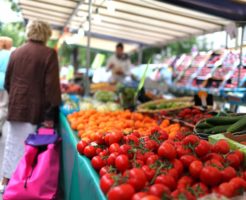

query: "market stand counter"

left=59, top=113, right=106, bottom=200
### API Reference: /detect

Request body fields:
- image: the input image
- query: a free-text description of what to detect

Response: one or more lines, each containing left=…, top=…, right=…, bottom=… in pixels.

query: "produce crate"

left=209, top=133, right=246, bottom=166
left=137, top=97, right=193, bottom=113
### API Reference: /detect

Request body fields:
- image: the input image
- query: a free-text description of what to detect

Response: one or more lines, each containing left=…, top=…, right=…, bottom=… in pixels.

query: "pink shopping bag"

left=3, top=129, right=61, bottom=200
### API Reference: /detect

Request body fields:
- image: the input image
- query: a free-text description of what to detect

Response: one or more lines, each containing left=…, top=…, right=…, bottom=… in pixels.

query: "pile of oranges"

left=67, top=110, right=183, bottom=142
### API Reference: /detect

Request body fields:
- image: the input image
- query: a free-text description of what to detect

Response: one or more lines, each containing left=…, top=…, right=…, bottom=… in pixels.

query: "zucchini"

left=227, top=116, right=246, bottom=133
left=204, top=125, right=230, bottom=134
left=206, top=116, right=244, bottom=125
left=196, top=122, right=213, bottom=129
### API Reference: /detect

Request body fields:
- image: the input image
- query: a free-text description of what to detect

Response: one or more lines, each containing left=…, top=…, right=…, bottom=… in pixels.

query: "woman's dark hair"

left=116, top=43, right=124, bottom=49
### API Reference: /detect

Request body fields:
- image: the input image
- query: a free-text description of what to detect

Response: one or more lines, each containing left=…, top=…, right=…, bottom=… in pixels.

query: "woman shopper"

left=0, top=20, right=61, bottom=193
left=0, top=37, right=13, bottom=137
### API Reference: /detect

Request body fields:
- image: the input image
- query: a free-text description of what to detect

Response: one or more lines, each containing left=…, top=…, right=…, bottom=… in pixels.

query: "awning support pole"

left=84, top=0, right=92, bottom=96
left=237, top=24, right=245, bottom=87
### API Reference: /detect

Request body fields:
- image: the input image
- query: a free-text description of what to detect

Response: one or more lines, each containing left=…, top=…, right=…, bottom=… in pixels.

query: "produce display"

left=61, top=83, right=83, bottom=94
left=91, top=83, right=116, bottom=92
left=195, top=114, right=246, bottom=139
left=137, top=98, right=192, bottom=113
left=77, top=127, right=246, bottom=200
left=160, top=107, right=214, bottom=126
left=79, top=99, right=121, bottom=112
left=93, top=91, right=117, bottom=102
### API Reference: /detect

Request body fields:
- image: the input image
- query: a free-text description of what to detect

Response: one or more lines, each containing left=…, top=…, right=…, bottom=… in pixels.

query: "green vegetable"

left=196, top=122, right=213, bottom=129
left=206, top=116, right=244, bottom=125
left=148, top=104, right=157, bottom=110
left=204, top=125, right=231, bottom=134
left=227, top=116, right=246, bottom=133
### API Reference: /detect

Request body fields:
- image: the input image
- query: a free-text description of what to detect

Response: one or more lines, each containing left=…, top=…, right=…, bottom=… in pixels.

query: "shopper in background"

left=0, top=20, right=61, bottom=193
left=0, top=37, right=13, bottom=137
left=107, top=43, right=131, bottom=83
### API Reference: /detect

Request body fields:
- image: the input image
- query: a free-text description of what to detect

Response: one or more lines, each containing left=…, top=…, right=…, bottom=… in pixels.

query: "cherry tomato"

left=141, top=195, right=160, bottom=200
left=200, top=166, right=222, bottom=186
left=234, top=150, right=244, bottom=164
left=99, top=149, right=109, bottom=157
left=115, top=154, right=129, bottom=172
left=205, top=159, right=223, bottom=168
left=192, top=182, right=208, bottom=197
left=124, top=168, right=147, bottom=191
left=142, top=165, right=155, bottom=181
left=180, top=155, right=197, bottom=168
left=146, top=155, right=159, bottom=165
left=93, top=132, right=104, bottom=145
left=149, top=184, right=171, bottom=198
left=158, top=142, right=176, bottom=160
left=171, top=189, right=196, bottom=200
left=132, top=159, right=144, bottom=168
left=229, top=177, right=246, bottom=194
left=212, top=139, right=230, bottom=154
left=221, top=166, right=237, bottom=182
left=132, top=192, right=148, bottom=200
left=100, top=174, right=115, bottom=194
left=119, top=144, right=131, bottom=155
left=177, top=176, right=194, bottom=189
left=172, top=159, right=184, bottom=176
left=91, top=156, right=105, bottom=171
left=107, top=152, right=119, bottom=166
left=182, top=135, right=199, bottom=146
left=202, top=153, right=224, bottom=163
left=96, top=147, right=103, bottom=155
left=109, top=143, right=120, bottom=153
left=124, top=134, right=139, bottom=145
left=155, top=174, right=176, bottom=191
left=145, top=139, right=158, bottom=151
left=189, top=160, right=203, bottom=179
left=77, top=140, right=88, bottom=155
left=83, top=146, right=96, bottom=158
left=226, top=153, right=240, bottom=168
left=104, top=132, right=123, bottom=145
left=143, top=152, right=155, bottom=163
left=168, top=168, right=179, bottom=180
left=218, top=182, right=234, bottom=198
left=99, top=166, right=110, bottom=177
left=176, top=145, right=191, bottom=158
left=195, top=140, right=211, bottom=157
left=108, top=184, right=135, bottom=200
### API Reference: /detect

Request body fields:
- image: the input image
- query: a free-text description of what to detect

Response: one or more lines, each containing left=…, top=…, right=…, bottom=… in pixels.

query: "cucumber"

left=196, top=122, right=213, bottom=129
left=204, top=125, right=230, bottom=134
left=206, top=116, right=244, bottom=125
left=227, top=116, right=246, bottom=133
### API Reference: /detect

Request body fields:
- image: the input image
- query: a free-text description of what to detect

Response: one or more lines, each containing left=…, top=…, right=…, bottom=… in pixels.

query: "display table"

left=59, top=113, right=106, bottom=200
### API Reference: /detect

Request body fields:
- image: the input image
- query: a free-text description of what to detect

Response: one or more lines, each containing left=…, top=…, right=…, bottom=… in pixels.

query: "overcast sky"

left=0, top=0, right=23, bottom=23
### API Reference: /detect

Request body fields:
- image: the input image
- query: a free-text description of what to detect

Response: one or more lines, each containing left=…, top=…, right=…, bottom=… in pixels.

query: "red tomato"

left=109, top=143, right=120, bottom=153
left=176, top=145, right=191, bottom=158
left=107, top=152, right=119, bottom=166
left=205, top=159, right=223, bottom=168
left=234, top=150, right=244, bottom=163
left=180, top=155, right=197, bottom=168
left=189, top=160, right=203, bottom=179
left=243, top=171, right=246, bottom=181
left=145, top=139, right=158, bottom=151
left=212, top=139, right=230, bottom=154
left=172, top=159, right=184, bottom=176
left=158, top=142, right=176, bottom=160
left=93, top=132, right=104, bottom=145
left=124, top=134, right=139, bottom=145
left=200, top=166, right=222, bottom=186
left=108, top=184, right=135, bottom=200
left=142, top=165, right=155, bottom=181
left=221, top=166, right=237, bottom=182
left=168, top=168, right=179, bottom=180
left=195, top=140, right=211, bottom=157
left=131, top=131, right=140, bottom=138
left=182, top=135, right=200, bottom=146
left=229, top=177, right=246, bottom=193
left=115, top=155, right=129, bottom=172
left=218, top=182, right=234, bottom=198
left=155, top=175, right=176, bottom=191
left=133, top=159, right=144, bottom=168
left=177, top=176, right=194, bottom=189
left=124, top=168, right=147, bottom=191
left=83, top=146, right=96, bottom=158
left=192, top=182, right=208, bottom=197
left=202, top=153, right=224, bottom=163
left=146, top=155, right=159, bottom=165
left=119, top=144, right=132, bottom=155
left=96, top=148, right=103, bottom=155
left=141, top=195, right=160, bottom=200
left=136, top=151, right=145, bottom=161
left=100, top=174, right=114, bottom=194
left=143, top=152, right=155, bottom=162
left=105, top=132, right=123, bottom=145
left=226, top=153, right=240, bottom=168
left=171, top=189, right=196, bottom=200
left=132, top=192, right=148, bottom=200
left=99, top=166, right=110, bottom=177
left=91, top=156, right=105, bottom=171
left=77, top=141, right=88, bottom=155
left=149, top=184, right=171, bottom=198
left=98, top=149, right=109, bottom=157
